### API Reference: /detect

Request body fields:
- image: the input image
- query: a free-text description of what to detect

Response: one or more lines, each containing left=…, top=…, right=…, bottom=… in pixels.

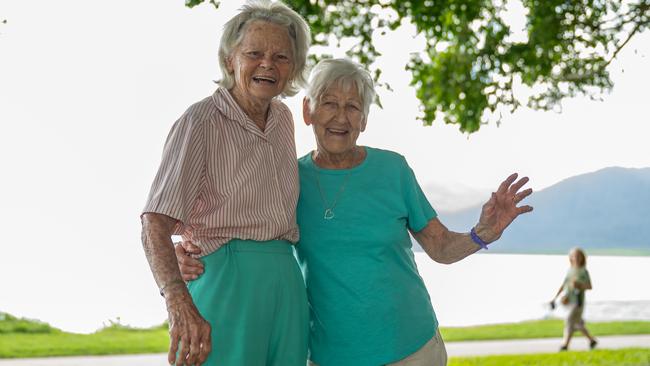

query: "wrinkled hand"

left=477, top=173, right=533, bottom=242
left=175, top=241, right=205, bottom=282
left=165, top=291, right=211, bottom=366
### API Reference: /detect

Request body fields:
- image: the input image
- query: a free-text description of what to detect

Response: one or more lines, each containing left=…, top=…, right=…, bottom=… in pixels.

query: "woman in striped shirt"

left=140, top=1, right=311, bottom=365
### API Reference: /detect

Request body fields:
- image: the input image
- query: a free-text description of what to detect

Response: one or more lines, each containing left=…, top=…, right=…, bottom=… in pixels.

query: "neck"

left=229, top=88, right=271, bottom=131
left=313, top=146, right=365, bottom=169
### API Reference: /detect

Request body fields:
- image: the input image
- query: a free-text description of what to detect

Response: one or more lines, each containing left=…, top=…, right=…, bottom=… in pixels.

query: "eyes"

left=244, top=51, right=291, bottom=63
left=322, top=100, right=362, bottom=111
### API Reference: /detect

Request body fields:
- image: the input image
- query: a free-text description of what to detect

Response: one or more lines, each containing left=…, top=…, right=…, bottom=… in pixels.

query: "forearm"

left=431, top=231, right=479, bottom=264
left=141, top=214, right=189, bottom=304
left=416, top=220, right=497, bottom=265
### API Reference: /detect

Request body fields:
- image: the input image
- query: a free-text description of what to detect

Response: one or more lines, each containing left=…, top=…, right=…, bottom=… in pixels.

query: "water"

left=3, top=254, right=648, bottom=333
left=415, top=253, right=650, bottom=327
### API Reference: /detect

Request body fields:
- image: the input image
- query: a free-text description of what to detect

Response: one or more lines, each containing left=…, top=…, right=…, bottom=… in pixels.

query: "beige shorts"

left=309, top=328, right=448, bottom=366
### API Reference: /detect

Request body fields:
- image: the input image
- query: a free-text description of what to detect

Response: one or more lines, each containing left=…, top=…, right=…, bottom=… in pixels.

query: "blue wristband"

left=471, top=227, right=489, bottom=250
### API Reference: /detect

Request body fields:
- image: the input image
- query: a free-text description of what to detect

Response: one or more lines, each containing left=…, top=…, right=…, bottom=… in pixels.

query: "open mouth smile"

left=326, top=128, right=349, bottom=136
left=252, top=76, right=277, bottom=84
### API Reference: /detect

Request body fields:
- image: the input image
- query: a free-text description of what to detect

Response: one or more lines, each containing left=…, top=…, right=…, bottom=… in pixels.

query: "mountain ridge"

left=415, top=166, right=650, bottom=255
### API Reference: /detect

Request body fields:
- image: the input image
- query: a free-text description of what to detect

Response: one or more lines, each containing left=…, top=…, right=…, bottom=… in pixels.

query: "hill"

left=419, top=167, right=650, bottom=255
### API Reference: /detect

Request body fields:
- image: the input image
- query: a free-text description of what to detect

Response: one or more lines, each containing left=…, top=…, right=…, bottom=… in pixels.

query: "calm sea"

left=5, top=253, right=648, bottom=334
left=415, top=253, right=650, bottom=327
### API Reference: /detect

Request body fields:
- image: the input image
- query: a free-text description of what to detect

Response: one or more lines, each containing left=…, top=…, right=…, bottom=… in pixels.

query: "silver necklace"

left=314, top=171, right=352, bottom=220
left=312, top=148, right=362, bottom=220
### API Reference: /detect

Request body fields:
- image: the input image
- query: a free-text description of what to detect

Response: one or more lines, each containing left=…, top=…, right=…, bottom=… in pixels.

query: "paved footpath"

left=0, top=335, right=648, bottom=365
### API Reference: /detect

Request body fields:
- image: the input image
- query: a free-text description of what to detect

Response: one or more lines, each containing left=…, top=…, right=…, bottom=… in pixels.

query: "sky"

left=0, top=1, right=649, bottom=333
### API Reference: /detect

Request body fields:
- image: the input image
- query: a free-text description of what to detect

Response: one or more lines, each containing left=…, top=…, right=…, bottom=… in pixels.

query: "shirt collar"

left=211, top=87, right=279, bottom=137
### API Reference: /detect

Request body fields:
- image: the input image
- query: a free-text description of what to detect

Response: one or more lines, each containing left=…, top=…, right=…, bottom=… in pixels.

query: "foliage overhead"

left=186, top=0, right=650, bottom=132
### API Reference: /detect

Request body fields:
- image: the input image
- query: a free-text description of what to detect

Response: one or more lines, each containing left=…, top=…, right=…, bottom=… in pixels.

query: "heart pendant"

left=324, top=209, right=334, bottom=220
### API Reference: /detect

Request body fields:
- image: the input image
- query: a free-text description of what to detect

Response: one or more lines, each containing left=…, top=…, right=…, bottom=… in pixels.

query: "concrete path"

left=0, top=335, right=648, bottom=365
left=446, top=334, right=650, bottom=357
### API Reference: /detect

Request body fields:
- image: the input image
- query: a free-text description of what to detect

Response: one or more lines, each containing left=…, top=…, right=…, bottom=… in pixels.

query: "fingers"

left=517, top=205, right=533, bottom=214
left=509, top=176, right=530, bottom=194
left=183, top=321, right=211, bottom=366
left=175, top=242, right=188, bottom=257
left=176, top=242, right=204, bottom=281
left=178, top=255, right=204, bottom=269
left=197, top=325, right=212, bottom=365
left=182, top=240, right=202, bottom=254
left=179, top=257, right=204, bottom=281
left=168, top=328, right=180, bottom=365
left=180, top=271, right=196, bottom=283
left=185, top=329, right=202, bottom=366
left=177, top=335, right=190, bottom=366
left=514, top=188, right=533, bottom=203
left=497, top=173, right=518, bottom=195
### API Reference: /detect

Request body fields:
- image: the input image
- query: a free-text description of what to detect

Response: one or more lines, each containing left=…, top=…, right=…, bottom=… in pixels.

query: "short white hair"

left=305, top=58, right=376, bottom=118
left=217, top=0, right=310, bottom=97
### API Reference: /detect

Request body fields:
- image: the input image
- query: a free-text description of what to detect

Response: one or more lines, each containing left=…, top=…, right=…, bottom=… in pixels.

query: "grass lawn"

left=1, top=312, right=649, bottom=358
left=441, top=319, right=650, bottom=342
left=0, top=326, right=169, bottom=358
left=449, top=348, right=650, bottom=366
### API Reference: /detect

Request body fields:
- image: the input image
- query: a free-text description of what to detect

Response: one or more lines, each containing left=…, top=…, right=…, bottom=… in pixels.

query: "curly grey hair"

left=305, top=58, right=376, bottom=119
left=218, top=0, right=310, bottom=97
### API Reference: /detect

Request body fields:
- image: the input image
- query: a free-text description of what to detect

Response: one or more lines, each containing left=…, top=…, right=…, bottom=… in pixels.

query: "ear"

left=302, top=97, right=313, bottom=126
left=225, top=55, right=234, bottom=74
left=360, top=116, right=367, bottom=132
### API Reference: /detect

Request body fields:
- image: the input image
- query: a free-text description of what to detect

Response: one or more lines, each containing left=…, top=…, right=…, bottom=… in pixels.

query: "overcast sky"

left=1, top=1, right=648, bottom=332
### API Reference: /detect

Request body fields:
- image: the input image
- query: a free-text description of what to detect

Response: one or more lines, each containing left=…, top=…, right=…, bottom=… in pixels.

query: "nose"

left=259, top=54, right=274, bottom=69
left=333, top=105, right=347, bottom=123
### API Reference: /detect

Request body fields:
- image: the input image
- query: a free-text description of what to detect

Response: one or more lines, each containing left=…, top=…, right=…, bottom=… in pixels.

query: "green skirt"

left=187, top=239, right=309, bottom=366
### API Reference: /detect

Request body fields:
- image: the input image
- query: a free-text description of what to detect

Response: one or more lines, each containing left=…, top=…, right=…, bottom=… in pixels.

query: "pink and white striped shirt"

left=143, top=87, right=299, bottom=256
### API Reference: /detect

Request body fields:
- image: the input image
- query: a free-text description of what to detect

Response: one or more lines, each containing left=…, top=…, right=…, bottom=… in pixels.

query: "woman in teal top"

left=296, top=147, right=440, bottom=365
left=177, top=58, right=534, bottom=365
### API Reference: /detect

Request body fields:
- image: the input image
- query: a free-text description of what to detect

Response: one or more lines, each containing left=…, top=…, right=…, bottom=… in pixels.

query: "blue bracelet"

left=470, top=227, right=489, bottom=250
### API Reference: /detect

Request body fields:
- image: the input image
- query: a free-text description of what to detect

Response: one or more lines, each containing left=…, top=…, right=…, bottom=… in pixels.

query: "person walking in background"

left=551, top=247, right=598, bottom=351
left=140, top=1, right=311, bottom=365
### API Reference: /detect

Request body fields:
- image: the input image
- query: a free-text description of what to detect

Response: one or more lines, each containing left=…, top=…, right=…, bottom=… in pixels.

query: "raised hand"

left=477, top=173, right=533, bottom=242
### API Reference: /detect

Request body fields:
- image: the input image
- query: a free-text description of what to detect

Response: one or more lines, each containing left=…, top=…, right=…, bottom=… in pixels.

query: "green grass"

left=440, top=319, right=650, bottom=342
left=0, top=325, right=169, bottom=358
left=0, top=313, right=54, bottom=334
left=1, top=312, right=649, bottom=358
left=449, top=348, right=650, bottom=366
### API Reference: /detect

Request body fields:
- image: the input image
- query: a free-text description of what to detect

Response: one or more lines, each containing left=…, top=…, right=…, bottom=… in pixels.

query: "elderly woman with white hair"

left=140, top=1, right=311, bottom=365
left=178, top=58, right=534, bottom=366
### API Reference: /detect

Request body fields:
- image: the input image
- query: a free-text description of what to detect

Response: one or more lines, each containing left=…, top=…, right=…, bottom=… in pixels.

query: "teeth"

left=253, top=76, right=276, bottom=83
left=328, top=128, right=347, bottom=134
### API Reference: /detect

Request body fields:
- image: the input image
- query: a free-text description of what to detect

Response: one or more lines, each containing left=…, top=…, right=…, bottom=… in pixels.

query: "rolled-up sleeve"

left=142, top=106, right=207, bottom=229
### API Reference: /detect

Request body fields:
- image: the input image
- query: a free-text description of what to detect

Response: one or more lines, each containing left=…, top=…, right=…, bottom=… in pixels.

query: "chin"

left=323, top=145, right=352, bottom=155
left=252, top=89, right=282, bottom=100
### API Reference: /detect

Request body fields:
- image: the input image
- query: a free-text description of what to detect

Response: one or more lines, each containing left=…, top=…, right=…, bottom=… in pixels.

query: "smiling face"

left=303, top=80, right=367, bottom=158
left=227, top=20, right=294, bottom=104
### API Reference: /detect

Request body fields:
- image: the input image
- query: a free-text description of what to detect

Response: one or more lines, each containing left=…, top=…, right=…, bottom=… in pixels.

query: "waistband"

left=223, top=238, right=294, bottom=254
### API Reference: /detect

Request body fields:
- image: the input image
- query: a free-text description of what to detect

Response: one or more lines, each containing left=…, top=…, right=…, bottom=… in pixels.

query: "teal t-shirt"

left=296, top=147, right=439, bottom=366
